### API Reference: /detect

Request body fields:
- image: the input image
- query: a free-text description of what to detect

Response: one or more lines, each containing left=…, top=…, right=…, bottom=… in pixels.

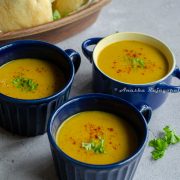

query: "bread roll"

left=0, top=0, right=53, bottom=33
left=53, top=0, right=88, bottom=17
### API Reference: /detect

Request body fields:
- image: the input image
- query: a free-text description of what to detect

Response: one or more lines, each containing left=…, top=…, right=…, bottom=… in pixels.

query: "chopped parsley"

left=12, top=77, right=38, bottom=92
left=82, top=137, right=105, bottom=154
left=129, top=57, right=145, bottom=68
left=53, top=10, right=61, bottom=21
left=149, top=126, right=180, bottom=160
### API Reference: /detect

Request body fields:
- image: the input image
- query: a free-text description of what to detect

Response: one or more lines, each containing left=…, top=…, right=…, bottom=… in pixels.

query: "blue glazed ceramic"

left=0, top=40, right=81, bottom=136
left=82, top=32, right=180, bottom=109
left=48, top=93, right=152, bottom=180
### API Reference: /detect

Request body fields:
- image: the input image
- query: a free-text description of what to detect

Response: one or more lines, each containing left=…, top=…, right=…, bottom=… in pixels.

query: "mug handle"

left=154, top=66, right=180, bottom=93
left=65, top=49, right=81, bottom=73
left=137, top=104, right=152, bottom=123
left=82, top=37, right=102, bottom=63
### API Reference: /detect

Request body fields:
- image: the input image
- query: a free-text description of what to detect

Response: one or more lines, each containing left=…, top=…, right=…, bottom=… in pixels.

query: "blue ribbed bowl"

left=82, top=33, right=180, bottom=110
left=0, top=40, right=81, bottom=136
left=48, top=94, right=151, bottom=180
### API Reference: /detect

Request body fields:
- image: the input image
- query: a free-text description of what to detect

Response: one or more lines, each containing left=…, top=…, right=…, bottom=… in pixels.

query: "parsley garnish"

left=82, top=137, right=105, bottom=154
left=149, top=126, right=180, bottom=160
left=53, top=10, right=61, bottom=21
left=130, top=57, right=145, bottom=68
left=12, top=77, right=38, bottom=92
left=124, top=56, right=145, bottom=69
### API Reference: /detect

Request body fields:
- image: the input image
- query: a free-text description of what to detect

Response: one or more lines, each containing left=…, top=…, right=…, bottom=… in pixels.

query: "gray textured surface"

left=0, top=0, right=180, bottom=179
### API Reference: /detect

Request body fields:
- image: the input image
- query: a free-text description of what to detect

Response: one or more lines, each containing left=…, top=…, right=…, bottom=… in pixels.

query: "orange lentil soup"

left=97, top=41, right=169, bottom=84
left=56, top=111, right=138, bottom=165
left=0, top=58, right=66, bottom=99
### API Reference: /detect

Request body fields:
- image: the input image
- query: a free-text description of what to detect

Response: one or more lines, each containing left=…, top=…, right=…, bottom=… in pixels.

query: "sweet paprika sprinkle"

left=107, top=128, right=114, bottom=132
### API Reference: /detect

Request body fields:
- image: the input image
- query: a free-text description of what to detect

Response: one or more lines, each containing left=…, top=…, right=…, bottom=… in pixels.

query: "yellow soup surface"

left=97, top=41, right=169, bottom=84
left=56, top=111, right=138, bottom=165
left=0, top=58, right=66, bottom=99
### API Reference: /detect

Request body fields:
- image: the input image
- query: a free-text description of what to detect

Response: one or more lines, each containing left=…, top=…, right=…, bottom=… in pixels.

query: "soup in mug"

left=97, top=41, right=169, bottom=84
left=56, top=111, right=138, bottom=165
left=0, top=58, right=66, bottom=99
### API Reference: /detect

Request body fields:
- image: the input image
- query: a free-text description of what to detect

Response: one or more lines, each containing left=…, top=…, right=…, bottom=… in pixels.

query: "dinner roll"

left=0, top=0, right=53, bottom=33
left=53, top=0, right=88, bottom=17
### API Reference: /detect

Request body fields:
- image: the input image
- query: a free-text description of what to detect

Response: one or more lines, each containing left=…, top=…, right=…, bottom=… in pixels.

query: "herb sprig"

left=53, top=10, right=61, bottom=21
left=129, top=57, right=145, bottom=68
left=149, top=126, right=180, bottom=160
left=12, top=77, right=38, bottom=92
left=82, top=137, right=105, bottom=154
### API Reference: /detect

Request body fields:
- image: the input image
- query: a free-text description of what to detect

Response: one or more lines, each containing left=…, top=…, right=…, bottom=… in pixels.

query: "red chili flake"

left=127, top=67, right=131, bottom=74
left=109, top=141, right=112, bottom=144
left=116, top=69, right=122, bottom=73
left=113, top=146, right=117, bottom=150
left=138, top=53, right=142, bottom=56
left=133, top=54, right=137, bottom=58
left=124, top=49, right=129, bottom=52
left=141, top=73, right=145, bottom=75
left=108, top=128, right=114, bottom=132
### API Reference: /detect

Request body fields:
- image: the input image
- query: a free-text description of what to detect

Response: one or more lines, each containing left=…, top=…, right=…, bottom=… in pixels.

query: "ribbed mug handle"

left=82, top=37, right=102, bottom=63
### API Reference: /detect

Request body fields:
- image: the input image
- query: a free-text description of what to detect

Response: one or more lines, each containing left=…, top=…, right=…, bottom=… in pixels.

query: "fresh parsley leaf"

left=125, top=56, right=145, bottom=69
left=131, top=58, right=145, bottom=68
left=151, top=149, right=165, bottom=160
left=82, top=137, right=105, bottom=154
left=163, top=126, right=180, bottom=144
left=149, top=126, right=180, bottom=160
left=12, top=77, right=38, bottom=92
left=53, top=10, right=61, bottom=21
left=82, top=142, right=92, bottom=151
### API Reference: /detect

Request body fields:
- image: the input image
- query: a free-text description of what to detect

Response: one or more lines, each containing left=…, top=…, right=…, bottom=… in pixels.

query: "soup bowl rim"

left=0, top=40, right=75, bottom=104
left=48, top=93, right=149, bottom=169
left=92, top=31, right=176, bottom=86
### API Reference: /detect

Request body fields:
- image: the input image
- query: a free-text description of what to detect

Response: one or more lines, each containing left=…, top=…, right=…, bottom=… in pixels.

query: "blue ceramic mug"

left=0, top=40, right=81, bottom=136
left=48, top=93, right=151, bottom=180
left=82, top=32, right=180, bottom=109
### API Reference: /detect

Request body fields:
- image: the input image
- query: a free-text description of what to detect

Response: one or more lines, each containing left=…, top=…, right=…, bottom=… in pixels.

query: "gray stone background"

left=0, top=0, right=179, bottom=179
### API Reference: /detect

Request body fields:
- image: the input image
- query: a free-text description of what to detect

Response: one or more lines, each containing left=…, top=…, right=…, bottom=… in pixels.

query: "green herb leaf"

left=12, top=77, right=38, bottom=92
left=163, top=126, right=180, bottom=144
left=130, top=58, right=145, bottom=68
left=151, top=149, right=165, bottom=160
left=149, top=126, right=180, bottom=160
left=82, top=137, right=105, bottom=154
left=82, top=142, right=92, bottom=151
left=53, top=10, right=61, bottom=21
